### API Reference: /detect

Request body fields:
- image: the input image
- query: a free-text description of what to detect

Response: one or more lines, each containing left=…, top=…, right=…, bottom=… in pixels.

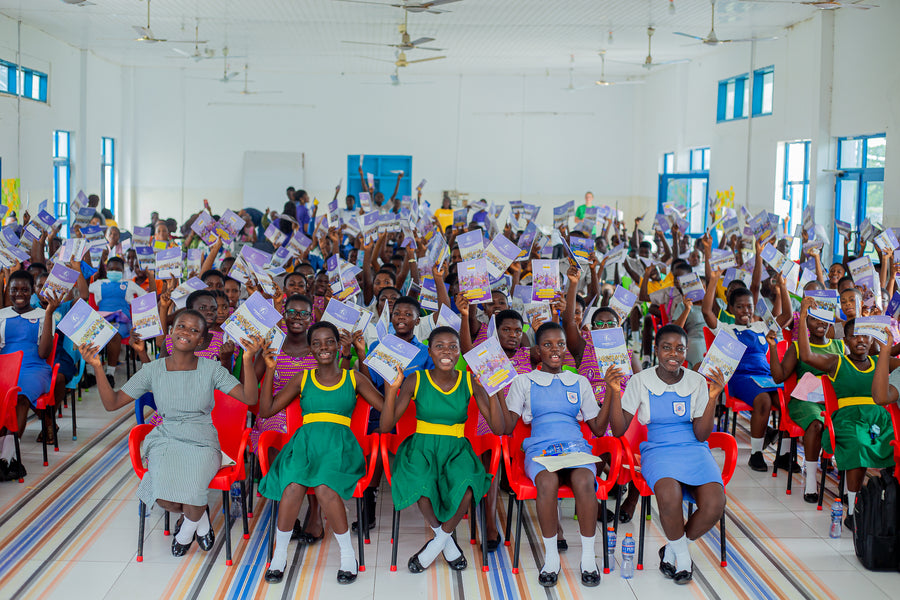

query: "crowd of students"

left=0, top=184, right=898, bottom=589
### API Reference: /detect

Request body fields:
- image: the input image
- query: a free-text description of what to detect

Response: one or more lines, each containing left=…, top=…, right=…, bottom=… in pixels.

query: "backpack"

left=853, top=469, right=900, bottom=571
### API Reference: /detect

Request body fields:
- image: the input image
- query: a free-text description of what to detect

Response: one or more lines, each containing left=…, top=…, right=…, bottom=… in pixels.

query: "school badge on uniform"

left=566, top=391, right=579, bottom=404
left=673, top=401, right=686, bottom=417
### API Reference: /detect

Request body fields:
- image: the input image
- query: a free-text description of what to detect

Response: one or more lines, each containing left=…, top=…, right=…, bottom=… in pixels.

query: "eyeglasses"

left=659, top=344, right=686, bottom=354
left=285, top=309, right=312, bottom=319
left=594, top=320, right=618, bottom=328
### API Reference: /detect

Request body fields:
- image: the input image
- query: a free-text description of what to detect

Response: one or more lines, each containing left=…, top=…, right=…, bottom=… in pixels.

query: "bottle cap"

left=625, top=532, right=633, bottom=537
left=607, top=526, right=614, bottom=531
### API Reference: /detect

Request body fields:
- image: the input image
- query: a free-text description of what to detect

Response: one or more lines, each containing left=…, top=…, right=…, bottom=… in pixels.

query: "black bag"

left=853, top=469, right=900, bottom=571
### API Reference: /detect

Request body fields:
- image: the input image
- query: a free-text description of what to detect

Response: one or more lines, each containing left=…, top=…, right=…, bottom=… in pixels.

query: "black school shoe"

left=337, top=561, right=358, bottom=584
left=748, top=452, right=768, bottom=472
left=773, top=453, right=801, bottom=473
left=264, top=568, right=284, bottom=583
left=581, top=563, right=601, bottom=587
left=803, top=493, right=819, bottom=504
left=171, top=534, right=193, bottom=557
left=538, top=569, right=559, bottom=588
left=197, top=528, right=215, bottom=551
left=6, top=458, right=26, bottom=481
left=659, top=546, right=676, bottom=579
left=844, top=514, right=854, bottom=532
left=408, top=542, right=430, bottom=574
left=673, top=564, right=693, bottom=585
left=444, top=539, right=467, bottom=571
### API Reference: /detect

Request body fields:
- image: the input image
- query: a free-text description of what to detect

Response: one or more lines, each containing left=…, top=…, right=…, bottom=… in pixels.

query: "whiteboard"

left=241, top=151, right=305, bottom=213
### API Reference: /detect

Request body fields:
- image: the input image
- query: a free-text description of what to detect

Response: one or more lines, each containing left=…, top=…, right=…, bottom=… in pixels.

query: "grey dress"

left=122, top=357, right=240, bottom=507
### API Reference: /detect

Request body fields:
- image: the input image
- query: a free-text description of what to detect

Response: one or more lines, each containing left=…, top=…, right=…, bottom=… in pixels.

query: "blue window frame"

left=0, top=59, right=47, bottom=102
left=101, top=137, right=115, bottom=216
left=833, top=133, right=886, bottom=262
left=53, top=130, right=71, bottom=234
left=0, top=60, right=14, bottom=95
left=689, top=147, right=710, bottom=172
left=717, top=74, right=749, bottom=122
left=775, top=140, right=810, bottom=239
left=752, top=66, right=774, bottom=117
left=658, top=149, right=710, bottom=237
left=661, top=152, right=674, bottom=174
left=346, top=155, right=413, bottom=208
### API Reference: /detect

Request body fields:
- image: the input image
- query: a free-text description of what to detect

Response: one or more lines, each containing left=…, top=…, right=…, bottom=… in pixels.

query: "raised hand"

left=566, top=264, right=580, bottom=285
left=262, top=347, right=278, bottom=370
left=706, top=367, right=726, bottom=399
left=44, top=290, right=64, bottom=315
left=78, top=344, right=103, bottom=369
left=129, top=330, right=146, bottom=354
left=603, top=365, right=624, bottom=393
left=456, top=293, right=470, bottom=318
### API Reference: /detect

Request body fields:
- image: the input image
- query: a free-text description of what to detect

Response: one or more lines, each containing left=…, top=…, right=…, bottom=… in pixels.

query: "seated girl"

left=609, top=324, right=726, bottom=585
left=504, top=322, right=613, bottom=588
left=89, top=256, right=144, bottom=385
left=702, top=269, right=792, bottom=472
left=257, top=322, right=396, bottom=584
left=380, top=326, right=506, bottom=574
left=797, top=315, right=899, bottom=530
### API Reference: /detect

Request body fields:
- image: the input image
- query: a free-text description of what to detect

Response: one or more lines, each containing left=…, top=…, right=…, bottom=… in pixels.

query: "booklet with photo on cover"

left=456, top=230, right=484, bottom=262
left=483, top=233, right=521, bottom=279
left=222, top=292, right=282, bottom=351
left=464, top=335, right=517, bottom=395
left=699, top=330, right=747, bottom=383
left=57, top=299, right=117, bottom=350
left=677, top=272, right=705, bottom=302
left=363, top=334, right=419, bottom=383
left=608, top=285, right=637, bottom=323
left=531, top=259, right=559, bottom=301
left=131, top=292, right=164, bottom=340
left=458, top=258, right=492, bottom=303
left=321, top=298, right=363, bottom=333
left=854, top=315, right=891, bottom=345
left=590, top=327, right=633, bottom=377
left=155, top=247, right=183, bottom=280
left=40, top=263, right=79, bottom=300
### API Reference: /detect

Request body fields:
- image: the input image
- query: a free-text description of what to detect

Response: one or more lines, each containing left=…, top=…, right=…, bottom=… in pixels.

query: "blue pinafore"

left=639, top=389, right=722, bottom=497
left=523, top=377, right=596, bottom=482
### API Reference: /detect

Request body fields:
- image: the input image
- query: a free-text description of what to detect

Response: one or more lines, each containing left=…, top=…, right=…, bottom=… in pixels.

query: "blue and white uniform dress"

left=621, top=368, right=722, bottom=495
left=716, top=319, right=780, bottom=405
left=0, top=307, right=53, bottom=407
left=88, top=277, right=143, bottom=337
left=505, top=370, right=599, bottom=482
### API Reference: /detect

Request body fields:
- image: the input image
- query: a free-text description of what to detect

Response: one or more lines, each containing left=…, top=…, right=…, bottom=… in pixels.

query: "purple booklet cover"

left=677, top=273, right=705, bottom=302
left=805, top=289, right=839, bottom=316
left=854, top=315, right=892, bottom=345
left=483, top=234, right=520, bottom=279
left=131, top=291, right=163, bottom=339
left=590, top=327, right=633, bottom=378
left=171, top=276, right=206, bottom=301
left=531, top=259, right=559, bottom=301
left=191, top=212, right=217, bottom=243
left=886, top=291, right=900, bottom=320
left=0, top=225, right=19, bottom=248
left=185, top=248, right=202, bottom=274
left=608, top=286, right=637, bottom=323
left=513, top=285, right=532, bottom=306
left=699, top=330, right=747, bottom=382
left=217, top=209, right=245, bottom=241
left=155, top=247, right=183, bottom=280
left=135, top=246, right=154, bottom=270
left=363, top=333, right=419, bottom=382
left=270, top=246, right=291, bottom=269
left=458, top=258, right=492, bottom=304
left=464, top=336, right=516, bottom=395
left=516, top=222, right=538, bottom=260
left=35, top=209, right=57, bottom=231
left=73, top=207, right=95, bottom=226
left=848, top=256, right=876, bottom=289
left=569, top=237, right=595, bottom=263
left=41, top=263, right=79, bottom=300
left=419, top=276, right=440, bottom=311
left=222, top=292, right=281, bottom=351
left=132, top=227, right=152, bottom=247
left=456, top=230, right=484, bottom=262
left=453, top=208, right=468, bottom=228
left=437, top=304, right=462, bottom=330
left=322, top=298, right=362, bottom=333
left=57, top=298, right=116, bottom=350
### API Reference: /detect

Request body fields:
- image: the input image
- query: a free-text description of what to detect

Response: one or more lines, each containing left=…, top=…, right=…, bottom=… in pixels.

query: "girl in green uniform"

left=257, top=322, right=402, bottom=585
left=797, top=316, right=900, bottom=529
left=769, top=297, right=845, bottom=502
left=380, top=326, right=507, bottom=573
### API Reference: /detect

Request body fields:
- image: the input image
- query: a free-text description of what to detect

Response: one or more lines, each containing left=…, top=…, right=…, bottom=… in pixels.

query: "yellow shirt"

left=645, top=272, right=675, bottom=295
left=434, top=208, right=454, bottom=233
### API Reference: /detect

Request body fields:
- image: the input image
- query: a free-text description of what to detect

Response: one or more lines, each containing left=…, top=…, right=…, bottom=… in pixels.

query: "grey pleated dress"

left=121, top=357, right=240, bottom=507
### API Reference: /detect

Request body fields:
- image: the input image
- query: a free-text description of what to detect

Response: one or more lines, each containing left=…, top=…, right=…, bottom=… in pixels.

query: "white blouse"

left=620, top=367, right=710, bottom=425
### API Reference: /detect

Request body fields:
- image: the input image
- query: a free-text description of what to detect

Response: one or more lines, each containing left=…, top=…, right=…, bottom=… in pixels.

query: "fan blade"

left=166, top=39, right=208, bottom=44
left=172, top=47, right=192, bottom=57
left=405, top=55, right=446, bottom=64
left=720, top=36, right=778, bottom=43
left=357, top=56, right=399, bottom=63
left=409, top=37, right=435, bottom=46
left=334, top=0, right=395, bottom=6
left=133, top=25, right=152, bottom=38
left=420, top=0, right=462, bottom=7
left=652, top=58, right=691, bottom=66
left=342, top=40, right=393, bottom=47
left=673, top=32, right=705, bottom=41
left=413, top=46, right=444, bottom=51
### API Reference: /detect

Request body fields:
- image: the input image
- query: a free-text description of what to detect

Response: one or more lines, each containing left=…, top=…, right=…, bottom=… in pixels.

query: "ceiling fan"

left=675, top=0, right=777, bottom=45
left=363, top=50, right=446, bottom=68
left=344, top=12, right=443, bottom=52
left=335, top=0, right=462, bottom=14
left=739, top=0, right=876, bottom=8
left=61, top=0, right=96, bottom=6
left=170, top=21, right=217, bottom=61
left=133, top=0, right=205, bottom=44
left=619, top=26, right=690, bottom=69
left=227, top=65, right=283, bottom=95
left=595, top=51, right=645, bottom=86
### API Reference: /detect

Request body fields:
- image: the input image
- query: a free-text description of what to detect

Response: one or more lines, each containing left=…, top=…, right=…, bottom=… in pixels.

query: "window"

left=658, top=148, right=709, bottom=236
left=752, top=66, right=774, bottom=116
left=0, top=59, right=47, bottom=102
left=717, top=74, right=749, bottom=122
left=101, top=137, right=115, bottom=215
left=661, top=152, right=674, bottom=174
left=774, top=140, right=810, bottom=241
left=0, top=61, right=10, bottom=94
left=53, top=131, right=71, bottom=232
left=834, top=133, right=886, bottom=262
left=689, top=147, right=710, bottom=172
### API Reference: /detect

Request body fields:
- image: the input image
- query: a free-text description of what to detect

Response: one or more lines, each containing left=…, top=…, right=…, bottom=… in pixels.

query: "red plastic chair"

left=820, top=377, right=849, bottom=509
left=502, top=420, right=622, bottom=575
left=0, top=352, right=24, bottom=482
left=685, top=432, right=738, bottom=566
left=130, top=390, right=251, bottom=565
left=616, top=419, right=651, bottom=569
left=462, top=399, right=501, bottom=572
left=34, top=335, right=60, bottom=466
left=886, top=403, right=900, bottom=482
left=349, top=399, right=382, bottom=572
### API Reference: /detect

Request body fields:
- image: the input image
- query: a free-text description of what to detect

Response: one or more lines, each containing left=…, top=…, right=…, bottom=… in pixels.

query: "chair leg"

left=601, top=498, right=610, bottom=574
left=71, top=391, right=77, bottom=441
left=137, top=500, right=146, bottom=562
left=687, top=502, right=694, bottom=518
left=268, top=500, right=278, bottom=566
left=479, top=499, right=489, bottom=572
left=720, top=500, right=727, bottom=567
left=356, top=496, right=366, bottom=572
left=504, top=492, right=514, bottom=546
left=731, top=411, right=737, bottom=437
left=787, top=438, right=797, bottom=495
left=52, top=408, right=59, bottom=453
left=613, top=484, right=622, bottom=533
left=512, top=500, right=523, bottom=574
left=13, top=434, right=23, bottom=483
left=637, top=496, right=647, bottom=570
left=164, top=511, right=171, bottom=536
left=222, top=490, right=233, bottom=566
left=817, top=457, right=829, bottom=510
left=773, top=431, right=784, bottom=478
left=238, top=480, right=250, bottom=539
left=246, top=454, right=255, bottom=518
left=838, top=470, right=845, bottom=504
left=469, top=497, right=477, bottom=545
left=390, top=508, right=400, bottom=572
left=41, top=410, right=49, bottom=467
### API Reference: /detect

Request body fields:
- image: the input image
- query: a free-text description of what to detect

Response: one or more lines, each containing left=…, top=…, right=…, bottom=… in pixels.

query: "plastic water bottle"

left=606, top=526, right=616, bottom=573
left=230, top=483, right=243, bottom=519
left=621, top=533, right=635, bottom=579
left=829, top=499, right=843, bottom=538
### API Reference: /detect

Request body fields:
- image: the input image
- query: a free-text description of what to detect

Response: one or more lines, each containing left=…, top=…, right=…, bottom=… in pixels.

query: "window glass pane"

left=866, top=136, right=886, bottom=168
left=16, top=68, right=23, bottom=95
left=837, top=179, right=859, bottom=227
left=787, top=143, right=806, bottom=182
left=29, top=72, right=39, bottom=99
left=839, top=138, right=863, bottom=169
left=664, top=153, right=674, bottom=174
left=690, top=150, right=698, bottom=171
left=725, top=81, right=735, bottom=120
left=0, top=65, right=7, bottom=93
left=865, top=181, right=884, bottom=225
left=702, top=148, right=710, bottom=170
left=762, top=71, right=774, bottom=114
left=741, top=78, right=749, bottom=118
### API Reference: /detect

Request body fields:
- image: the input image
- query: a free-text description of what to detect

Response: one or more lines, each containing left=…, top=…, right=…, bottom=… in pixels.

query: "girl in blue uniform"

left=610, top=324, right=726, bottom=585
left=88, top=256, right=143, bottom=386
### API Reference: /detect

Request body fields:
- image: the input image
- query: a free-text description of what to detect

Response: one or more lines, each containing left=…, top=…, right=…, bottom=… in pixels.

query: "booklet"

left=321, top=298, right=363, bottom=333
left=135, top=246, right=154, bottom=271
left=834, top=220, right=852, bottom=240
left=886, top=291, right=900, bottom=321
left=516, top=222, right=538, bottom=261
left=222, top=291, right=282, bottom=351
left=155, top=247, right=183, bottom=280
left=531, top=259, right=559, bottom=301
left=132, top=226, right=152, bottom=247
left=464, top=336, right=517, bottom=395
left=533, top=452, right=602, bottom=472
left=58, top=238, right=87, bottom=263
left=608, top=285, right=637, bottom=324
left=57, top=298, right=117, bottom=350
left=791, top=371, right=825, bottom=404
left=523, top=301, right=551, bottom=325
left=458, top=258, right=492, bottom=303
left=677, top=272, right=705, bottom=302
left=805, top=289, right=839, bottom=317
left=569, top=237, right=595, bottom=265
left=419, top=276, right=440, bottom=311
left=456, top=230, right=484, bottom=262
left=483, top=233, right=520, bottom=280
left=73, top=207, right=95, bottom=227
left=604, top=243, right=627, bottom=266
left=40, top=263, right=80, bottom=300
left=452, top=208, right=468, bottom=229
left=363, top=333, right=420, bottom=383
left=760, top=244, right=787, bottom=271
left=709, top=249, right=737, bottom=271
left=216, top=209, right=245, bottom=242
left=436, top=304, right=461, bottom=330
left=185, top=248, right=202, bottom=275
left=699, top=330, right=747, bottom=383
left=265, top=325, right=286, bottom=354
left=854, top=315, right=891, bottom=345
left=512, top=285, right=532, bottom=306
left=848, top=256, right=876, bottom=289
left=590, top=327, right=633, bottom=378
left=756, top=298, right=781, bottom=335
left=171, top=276, right=206, bottom=301
left=131, top=292, right=164, bottom=340
left=34, top=209, right=57, bottom=232
left=191, top=212, right=218, bottom=244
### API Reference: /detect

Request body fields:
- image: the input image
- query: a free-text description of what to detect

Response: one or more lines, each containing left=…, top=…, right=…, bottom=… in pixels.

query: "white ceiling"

left=0, top=0, right=850, bottom=79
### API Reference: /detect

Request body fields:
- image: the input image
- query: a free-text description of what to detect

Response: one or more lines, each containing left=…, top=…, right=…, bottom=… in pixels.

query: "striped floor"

left=0, top=387, right=895, bottom=600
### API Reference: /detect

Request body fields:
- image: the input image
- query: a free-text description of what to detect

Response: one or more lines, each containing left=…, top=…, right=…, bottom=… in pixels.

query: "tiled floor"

left=0, top=382, right=896, bottom=600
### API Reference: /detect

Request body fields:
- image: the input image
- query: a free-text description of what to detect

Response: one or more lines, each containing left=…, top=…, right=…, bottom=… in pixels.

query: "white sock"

left=443, top=531, right=462, bottom=561
left=664, top=543, right=676, bottom=565
left=176, top=515, right=200, bottom=545
left=580, top=534, right=597, bottom=573
left=195, top=511, right=210, bottom=536
left=417, top=526, right=450, bottom=568
left=805, top=461, right=819, bottom=495
left=0, top=434, right=14, bottom=462
left=847, top=491, right=857, bottom=515
left=270, top=527, right=292, bottom=572
left=542, top=535, right=560, bottom=574
left=750, top=437, right=764, bottom=454
left=334, top=530, right=357, bottom=573
left=105, top=365, right=116, bottom=376
left=669, top=534, right=691, bottom=572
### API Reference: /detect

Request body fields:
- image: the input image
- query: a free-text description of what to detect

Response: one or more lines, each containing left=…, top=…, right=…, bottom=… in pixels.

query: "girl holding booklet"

left=381, top=326, right=506, bottom=575
left=797, top=313, right=899, bottom=530
left=257, top=321, right=398, bottom=585
left=79, top=310, right=264, bottom=557
left=88, top=256, right=144, bottom=386
left=701, top=269, right=792, bottom=473
left=608, top=324, right=727, bottom=586
left=768, top=296, right=845, bottom=502
left=153, top=288, right=231, bottom=365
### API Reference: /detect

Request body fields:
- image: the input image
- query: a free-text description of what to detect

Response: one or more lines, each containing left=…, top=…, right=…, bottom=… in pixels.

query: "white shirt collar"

left=0, top=306, right=44, bottom=320
left=527, top=369, right=581, bottom=387
left=639, top=366, right=703, bottom=397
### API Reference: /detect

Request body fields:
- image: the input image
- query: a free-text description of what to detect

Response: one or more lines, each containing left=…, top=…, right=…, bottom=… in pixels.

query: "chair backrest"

left=776, top=339, right=789, bottom=361
left=0, top=351, right=23, bottom=432
left=707, top=431, right=738, bottom=486
left=65, top=352, right=87, bottom=390
left=134, top=392, right=157, bottom=425
left=886, top=403, right=900, bottom=481
left=212, top=390, right=249, bottom=460
left=350, top=396, right=376, bottom=454
left=820, top=376, right=839, bottom=420
left=703, top=327, right=715, bottom=351
left=47, top=333, right=58, bottom=366
left=659, top=303, right=670, bottom=327
left=622, top=416, right=648, bottom=450
left=384, top=395, right=418, bottom=455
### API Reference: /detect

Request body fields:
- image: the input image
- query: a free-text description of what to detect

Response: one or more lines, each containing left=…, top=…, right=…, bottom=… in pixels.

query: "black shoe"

left=408, top=542, right=430, bottom=573
left=748, top=452, right=768, bottom=472
left=596, top=505, right=616, bottom=524
left=444, top=539, right=467, bottom=571
left=0, top=459, right=9, bottom=482
left=557, top=539, right=568, bottom=551
left=337, top=561, right=358, bottom=584
left=172, top=516, right=184, bottom=539
left=6, top=458, right=26, bottom=480
left=803, top=493, right=819, bottom=504
left=264, top=568, right=284, bottom=583
left=618, top=505, right=634, bottom=524
left=658, top=546, right=676, bottom=579
left=197, top=528, right=215, bottom=551
left=291, top=519, right=324, bottom=543
left=581, top=563, right=601, bottom=587
left=844, top=514, right=854, bottom=532
left=764, top=427, right=779, bottom=448
left=773, top=453, right=801, bottom=473
left=171, top=534, right=193, bottom=557
left=350, top=518, right=376, bottom=533
left=538, top=569, right=559, bottom=587
left=673, top=564, right=694, bottom=585
left=486, top=534, right=502, bottom=553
